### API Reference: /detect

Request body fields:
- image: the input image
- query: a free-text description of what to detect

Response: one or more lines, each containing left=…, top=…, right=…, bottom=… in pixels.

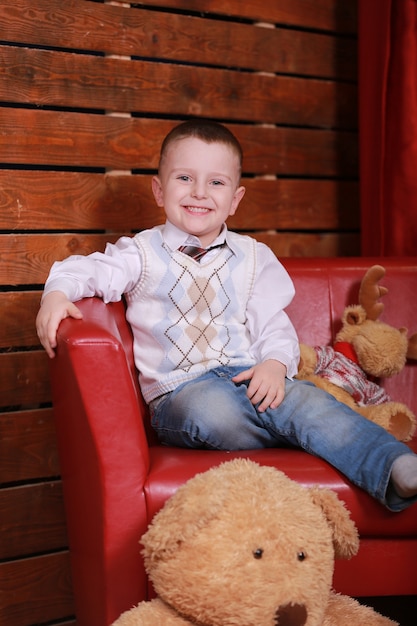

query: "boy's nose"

left=191, top=182, right=208, bottom=199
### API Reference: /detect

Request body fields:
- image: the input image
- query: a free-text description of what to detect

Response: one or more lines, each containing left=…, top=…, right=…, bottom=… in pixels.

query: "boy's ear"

left=152, top=175, right=164, bottom=207
left=230, top=185, right=246, bottom=215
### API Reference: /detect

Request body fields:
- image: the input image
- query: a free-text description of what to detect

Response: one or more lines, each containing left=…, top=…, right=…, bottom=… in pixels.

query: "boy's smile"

left=152, top=137, right=245, bottom=247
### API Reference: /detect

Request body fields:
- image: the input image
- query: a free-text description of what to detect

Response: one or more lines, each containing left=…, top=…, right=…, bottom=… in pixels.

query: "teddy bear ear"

left=343, top=305, right=367, bottom=326
left=308, top=487, right=359, bottom=560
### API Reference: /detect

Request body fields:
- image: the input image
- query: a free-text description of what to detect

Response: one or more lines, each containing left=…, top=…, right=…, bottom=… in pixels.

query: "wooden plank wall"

left=0, top=1, right=358, bottom=623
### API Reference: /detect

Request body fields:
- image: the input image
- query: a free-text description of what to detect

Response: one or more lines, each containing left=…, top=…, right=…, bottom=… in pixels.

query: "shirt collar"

left=162, top=221, right=231, bottom=251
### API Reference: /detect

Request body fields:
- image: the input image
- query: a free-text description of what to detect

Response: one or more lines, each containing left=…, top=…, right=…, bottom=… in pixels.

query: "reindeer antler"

left=358, top=265, right=388, bottom=321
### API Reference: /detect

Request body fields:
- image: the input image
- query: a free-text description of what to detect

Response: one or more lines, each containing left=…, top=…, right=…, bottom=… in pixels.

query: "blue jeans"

left=150, top=366, right=417, bottom=511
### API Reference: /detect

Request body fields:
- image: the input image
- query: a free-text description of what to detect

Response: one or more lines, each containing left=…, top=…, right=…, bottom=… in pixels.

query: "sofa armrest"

left=50, top=297, right=151, bottom=624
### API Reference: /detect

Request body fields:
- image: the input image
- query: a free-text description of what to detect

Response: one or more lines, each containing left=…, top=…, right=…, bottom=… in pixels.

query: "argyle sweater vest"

left=125, top=227, right=258, bottom=403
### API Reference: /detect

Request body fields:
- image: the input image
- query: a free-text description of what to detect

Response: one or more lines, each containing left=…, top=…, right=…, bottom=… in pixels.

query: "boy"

left=37, top=119, right=417, bottom=511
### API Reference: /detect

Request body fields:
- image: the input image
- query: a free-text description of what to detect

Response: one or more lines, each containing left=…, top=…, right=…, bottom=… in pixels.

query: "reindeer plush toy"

left=297, top=265, right=417, bottom=441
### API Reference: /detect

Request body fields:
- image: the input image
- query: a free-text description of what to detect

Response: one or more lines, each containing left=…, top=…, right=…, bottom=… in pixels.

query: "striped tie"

left=178, top=243, right=223, bottom=262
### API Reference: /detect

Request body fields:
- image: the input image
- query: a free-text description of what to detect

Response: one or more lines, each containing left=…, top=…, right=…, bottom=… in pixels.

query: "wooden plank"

left=0, top=171, right=162, bottom=231
left=0, top=45, right=357, bottom=127
left=253, top=231, right=360, bottom=258
left=0, top=351, right=51, bottom=408
left=0, top=552, right=74, bottom=625
left=0, top=482, right=67, bottom=559
left=0, top=170, right=152, bottom=231
left=0, top=408, right=59, bottom=482
left=134, top=0, right=358, bottom=34
left=0, top=292, right=42, bottom=349
left=0, top=170, right=358, bottom=233
left=0, top=111, right=173, bottom=169
left=234, top=179, right=359, bottom=231
left=0, top=1, right=356, bottom=79
left=232, top=125, right=358, bottom=178
left=0, top=114, right=358, bottom=174
left=0, top=233, right=120, bottom=286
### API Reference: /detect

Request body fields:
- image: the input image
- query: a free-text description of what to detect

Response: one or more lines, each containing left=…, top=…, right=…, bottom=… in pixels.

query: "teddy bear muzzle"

left=275, top=602, right=307, bottom=626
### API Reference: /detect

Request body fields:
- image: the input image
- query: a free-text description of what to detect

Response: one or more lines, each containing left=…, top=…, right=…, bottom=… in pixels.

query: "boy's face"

left=152, top=137, right=245, bottom=247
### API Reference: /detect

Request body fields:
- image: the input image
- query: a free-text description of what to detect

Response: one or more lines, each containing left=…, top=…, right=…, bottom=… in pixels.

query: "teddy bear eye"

left=253, top=548, right=264, bottom=559
left=297, top=551, right=307, bottom=562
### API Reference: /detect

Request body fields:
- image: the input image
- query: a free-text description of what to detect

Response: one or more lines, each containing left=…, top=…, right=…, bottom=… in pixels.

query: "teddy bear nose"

left=275, top=602, right=307, bottom=626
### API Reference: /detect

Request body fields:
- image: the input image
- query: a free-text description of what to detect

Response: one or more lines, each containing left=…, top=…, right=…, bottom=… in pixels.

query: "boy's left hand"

left=232, top=359, right=287, bottom=412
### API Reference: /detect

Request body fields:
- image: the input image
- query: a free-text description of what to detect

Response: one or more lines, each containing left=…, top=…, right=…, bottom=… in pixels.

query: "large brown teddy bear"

left=112, top=459, right=396, bottom=626
left=297, top=265, right=417, bottom=442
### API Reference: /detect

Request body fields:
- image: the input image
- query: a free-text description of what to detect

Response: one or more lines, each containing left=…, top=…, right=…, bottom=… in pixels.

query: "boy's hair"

left=158, top=119, right=243, bottom=173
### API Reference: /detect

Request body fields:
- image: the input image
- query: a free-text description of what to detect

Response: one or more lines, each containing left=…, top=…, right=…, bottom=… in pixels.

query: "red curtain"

left=359, top=0, right=417, bottom=256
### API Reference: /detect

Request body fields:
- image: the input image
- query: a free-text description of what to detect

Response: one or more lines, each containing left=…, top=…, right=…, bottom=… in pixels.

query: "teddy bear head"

left=335, top=305, right=409, bottom=378
left=141, top=459, right=359, bottom=626
left=334, top=265, right=417, bottom=379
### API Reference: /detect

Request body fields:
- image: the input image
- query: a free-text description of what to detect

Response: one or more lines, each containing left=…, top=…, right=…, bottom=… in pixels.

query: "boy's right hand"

left=36, top=291, right=83, bottom=358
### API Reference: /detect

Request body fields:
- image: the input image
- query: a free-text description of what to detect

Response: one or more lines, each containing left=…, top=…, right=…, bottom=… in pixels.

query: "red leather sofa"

left=49, top=257, right=417, bottom=626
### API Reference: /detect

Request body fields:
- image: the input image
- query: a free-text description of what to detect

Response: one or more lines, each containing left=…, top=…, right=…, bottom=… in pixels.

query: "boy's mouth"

left=184, top=206, right=210, bottom=214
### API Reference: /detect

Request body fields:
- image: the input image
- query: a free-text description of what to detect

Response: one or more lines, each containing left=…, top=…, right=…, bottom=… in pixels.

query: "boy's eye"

left=177, top=175, right=191, bottom=182
left=211, top=180, right=224, bottom=186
